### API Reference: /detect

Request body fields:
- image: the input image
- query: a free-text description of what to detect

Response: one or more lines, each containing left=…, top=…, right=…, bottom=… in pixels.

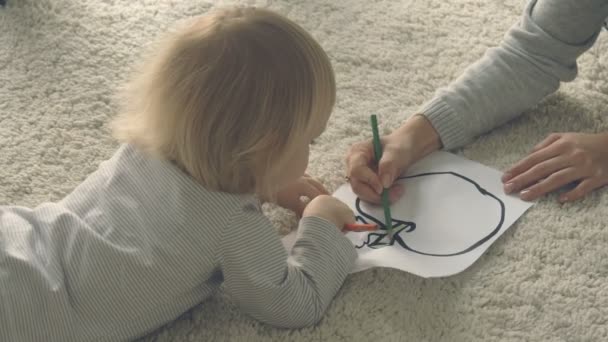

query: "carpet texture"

left=1, top=0, right=608, bottom=341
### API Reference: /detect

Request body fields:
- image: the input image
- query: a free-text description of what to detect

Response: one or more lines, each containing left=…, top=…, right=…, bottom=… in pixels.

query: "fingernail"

left=381, top=174, right=392, bottom=188
left=372, top=181, right=382, bottom=194
left=504, top=182, right=515, bottom=193
left=519, top=189, right=532, bottom=200
left=502, top=172, right=512, bottom=182
left=559, top=195, right=569, bottom=203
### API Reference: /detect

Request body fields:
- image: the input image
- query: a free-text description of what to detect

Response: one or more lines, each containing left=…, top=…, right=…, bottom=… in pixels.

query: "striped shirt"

left=0, top=144, right=357, bottom=341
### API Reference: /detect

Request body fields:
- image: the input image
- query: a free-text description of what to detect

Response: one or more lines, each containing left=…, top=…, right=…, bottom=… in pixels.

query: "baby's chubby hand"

left=302, top=195, right=355, bottom=230
left=274, top=174, right=329, bottom=217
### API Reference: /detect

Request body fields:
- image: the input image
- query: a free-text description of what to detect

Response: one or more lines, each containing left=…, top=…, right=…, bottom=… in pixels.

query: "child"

left=0, top=7, right=357, bottom=341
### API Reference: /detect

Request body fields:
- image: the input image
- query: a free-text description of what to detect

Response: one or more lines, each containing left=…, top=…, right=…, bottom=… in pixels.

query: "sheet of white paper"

left=282, top=151, right=533, bottom=278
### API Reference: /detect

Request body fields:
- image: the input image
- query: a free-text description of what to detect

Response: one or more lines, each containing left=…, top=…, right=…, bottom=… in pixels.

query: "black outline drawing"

left=354, top=171, right=505, bottom=257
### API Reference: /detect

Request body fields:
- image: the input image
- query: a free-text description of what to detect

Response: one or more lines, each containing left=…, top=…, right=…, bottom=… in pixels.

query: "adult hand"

left=345, top=115, right=442, bottom=204
left=502, top=132, right=608, bottom=202
left=274, top=174, right=329, bottom=217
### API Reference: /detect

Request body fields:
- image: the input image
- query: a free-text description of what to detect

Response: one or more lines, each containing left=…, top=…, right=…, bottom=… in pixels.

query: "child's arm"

left=219, top=204, right=356, bottom=328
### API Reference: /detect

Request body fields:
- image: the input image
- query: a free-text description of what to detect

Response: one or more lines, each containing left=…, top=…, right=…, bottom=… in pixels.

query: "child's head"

left=112, top=7, right=335, bottom=197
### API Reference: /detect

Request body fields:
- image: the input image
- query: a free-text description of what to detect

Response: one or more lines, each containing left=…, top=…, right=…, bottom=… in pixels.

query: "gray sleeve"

left=219, top=207, right=356, bottom=328
left=0, top=206, right=81, bottom=342
left=0, top=201, right=222, bottom=342
left=419, top=0, right=608, bottom=150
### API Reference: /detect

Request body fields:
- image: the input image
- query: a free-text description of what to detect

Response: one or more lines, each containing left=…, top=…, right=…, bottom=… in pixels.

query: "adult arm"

left=421, top=0, right=608, bottom=150
left=346, top=0, right=608, bottom=204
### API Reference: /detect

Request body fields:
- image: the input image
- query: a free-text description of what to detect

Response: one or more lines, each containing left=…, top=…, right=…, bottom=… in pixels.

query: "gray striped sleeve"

left=0, top=144, right=357, bottom=340
left=219, top=206, right=356, bottom=328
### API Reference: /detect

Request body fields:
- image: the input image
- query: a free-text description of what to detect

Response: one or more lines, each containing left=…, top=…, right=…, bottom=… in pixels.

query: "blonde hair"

left=112, top=7, right=336, bottom=196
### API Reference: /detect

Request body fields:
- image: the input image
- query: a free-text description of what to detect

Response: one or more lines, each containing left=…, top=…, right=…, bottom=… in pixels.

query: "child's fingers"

left=306, top=177, right=329, bottom=195
left=292, top=200, right=307, bottom=218
left=300, top=181, right=326, bottom=200
left=344, top=214, right=356, bottom=225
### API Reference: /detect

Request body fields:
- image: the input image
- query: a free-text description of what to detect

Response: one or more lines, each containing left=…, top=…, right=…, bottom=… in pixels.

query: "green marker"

left=370, top=114, right=393, bottom=238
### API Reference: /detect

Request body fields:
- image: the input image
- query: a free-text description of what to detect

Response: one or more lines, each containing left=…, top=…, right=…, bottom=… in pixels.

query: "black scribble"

left=353, top=171, right=505, bottom=257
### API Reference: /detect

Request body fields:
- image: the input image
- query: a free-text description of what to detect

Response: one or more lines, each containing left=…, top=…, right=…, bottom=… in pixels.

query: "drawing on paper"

left=353, top=171, right=505, bottom=257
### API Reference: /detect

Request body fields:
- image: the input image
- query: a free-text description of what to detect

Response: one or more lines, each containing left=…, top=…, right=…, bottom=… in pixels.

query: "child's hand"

left=275, top=174, right=329, bottom=217
left=302, top=195, right=355, bottom=229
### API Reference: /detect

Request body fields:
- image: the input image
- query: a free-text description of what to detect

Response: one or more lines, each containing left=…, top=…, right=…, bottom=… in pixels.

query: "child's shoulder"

left=112, top=143, right=261, bottom=214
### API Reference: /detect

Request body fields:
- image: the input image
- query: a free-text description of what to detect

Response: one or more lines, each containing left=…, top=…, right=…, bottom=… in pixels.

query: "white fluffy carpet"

left=2, top=0, right=608, bottom=341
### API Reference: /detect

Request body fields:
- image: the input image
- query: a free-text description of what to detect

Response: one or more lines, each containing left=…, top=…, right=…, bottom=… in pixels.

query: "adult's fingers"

left=378, top=149, right=403, bottom=189
left=560, top=178, right=601, bottom=203
left=350, top=179, right=382, bottom=204
left=503, top=141, right=562, bottom=183
left=532, top=133, right=562, bottom=153
left=504, top=155, right=571, bottom=194
left=346, top=142, right=383, bottom=190
left=346, top=142, right=373, bottom=170
left=388, top=184, right=404, bottom=203
left=519, top=166, right=582, bottom=201
left=348, top=160, right=383, bottom=194
left=350, top=180, right=404, bottom=205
